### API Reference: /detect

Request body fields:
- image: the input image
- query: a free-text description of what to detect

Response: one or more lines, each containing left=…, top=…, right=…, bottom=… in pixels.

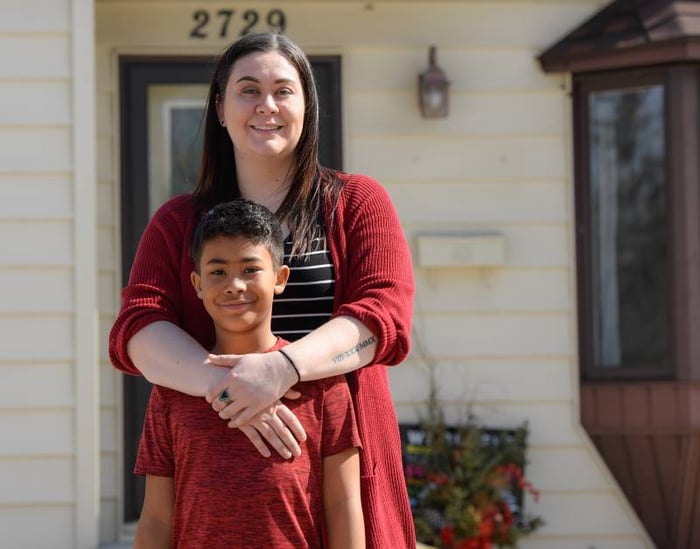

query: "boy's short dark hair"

left=191, top=199, right=285, bottom=270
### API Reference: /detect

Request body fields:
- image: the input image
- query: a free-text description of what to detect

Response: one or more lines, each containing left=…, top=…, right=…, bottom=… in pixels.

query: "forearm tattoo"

left=332, top=336, right=377, bottom=364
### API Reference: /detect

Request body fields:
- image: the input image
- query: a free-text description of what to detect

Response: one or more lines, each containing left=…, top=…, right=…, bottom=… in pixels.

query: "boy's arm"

left=134, top=475, right=174, bottom=549
left=323, top=448, right=365, bottom=549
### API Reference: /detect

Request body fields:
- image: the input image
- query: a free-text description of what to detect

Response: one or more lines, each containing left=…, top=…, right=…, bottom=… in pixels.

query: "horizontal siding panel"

left=97, top=181, right=116, bottom=226
left=0, top=82, right=71, bottom=125
left=99, top=498, right=119, bottom=544
left=97, top=3, right=598, bottom=49
left=0, top=221, right=72, bottom=266
left=526, top=447, right=612, bottom=492
left=0, top=506, right=74, bottom=549
left=387, top=362, right=432, bottom=403
left=0, top=37, right=70, bottom=80
left=96, top=92, right=113, bottom=136
left=405, top=225, right=570, bottom=267
left=100, top=452, right=118, bottom=499
left=350, top=91, right=566, bottom=136
left=389, top=358, right=571, bottom=403
left=395, top=402, right=581, bottom=446
left=419, top=313, right=572, bottom=357
left=0, top=0, right=70, bottom=32
left=95, top=46, right=114, bottom=93
left=349, top=137, right=567, bottom=180
left=0, top=176, right=72, bottom=218
left=98, top=272, right=116, bottom=315
left=519, top=538, right=648, bottom=549
left=0, top=268, right=73, bottom=312
left=0, top=457, right=74, bottom=504
left=99, top=317, right=112, bottom=363
left=389, top=180, right=568, bottom=224
left=98, top=226, right=116, bottom=271
left=460, top=403, right=581, bottom=447
left=100, top=362, right=118, bottom=408
left=500, top=226, right=570, bottom=267
left=0, top=410, right=73, bottom=455
left=413, top=268, right=571, bottom=312
left=434, top=359, right=573, bottom=402
left=535, top=493, right=644, bottom=536
left=301, top=4, right=597, bottom=49
left=0, top=317, right=73, bottom=361
left=0, top=128, right=72, bottom=172
left=100, top=407, right=118, bottom=453
left=0, top=364, right=73, bottom=407
left=348, top=50, right=563, bottom=92
left=97, top=136, right=114, bottom=180
left=393, top=402, right=435, bottom=427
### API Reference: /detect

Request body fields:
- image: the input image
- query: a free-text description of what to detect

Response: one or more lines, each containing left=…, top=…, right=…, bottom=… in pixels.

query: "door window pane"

left=148, top=85, right=208, bottom=216
left=588, top=85, right=667, bottom=370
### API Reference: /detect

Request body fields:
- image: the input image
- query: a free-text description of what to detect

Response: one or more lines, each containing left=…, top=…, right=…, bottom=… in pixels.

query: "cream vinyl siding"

left=0, top=0, right=97, bottom=548
left=95, top=1, right=652, bottom=547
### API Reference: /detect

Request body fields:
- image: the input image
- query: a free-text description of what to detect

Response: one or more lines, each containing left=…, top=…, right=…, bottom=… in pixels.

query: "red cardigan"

left=109, top=172, right=416, bottom=548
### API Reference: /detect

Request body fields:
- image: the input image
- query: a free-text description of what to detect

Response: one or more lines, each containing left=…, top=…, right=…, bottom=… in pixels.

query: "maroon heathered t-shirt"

left=135, top=339, right=361, bottom=548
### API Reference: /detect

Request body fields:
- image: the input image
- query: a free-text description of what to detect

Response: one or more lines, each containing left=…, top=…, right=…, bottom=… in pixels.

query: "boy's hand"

left=236, top=401, right=307, bottom=459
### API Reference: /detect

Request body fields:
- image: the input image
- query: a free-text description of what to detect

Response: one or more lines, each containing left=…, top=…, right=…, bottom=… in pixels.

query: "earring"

left=219, top=119, right=225, bottom=127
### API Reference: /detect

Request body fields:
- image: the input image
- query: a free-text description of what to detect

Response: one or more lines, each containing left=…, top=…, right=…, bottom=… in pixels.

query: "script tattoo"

left=332, top=336, right=377, bottom=364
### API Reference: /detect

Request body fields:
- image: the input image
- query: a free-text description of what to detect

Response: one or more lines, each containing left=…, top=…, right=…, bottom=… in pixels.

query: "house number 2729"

left=190, top=9, right=286, bottom=39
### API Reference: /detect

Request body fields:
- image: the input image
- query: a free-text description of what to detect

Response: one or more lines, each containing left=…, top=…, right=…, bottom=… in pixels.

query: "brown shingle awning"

left=539, top=0, right=700, bottom=73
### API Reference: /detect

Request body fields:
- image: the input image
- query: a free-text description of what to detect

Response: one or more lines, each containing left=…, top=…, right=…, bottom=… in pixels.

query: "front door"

left=119, top=55, right=342, bottom=521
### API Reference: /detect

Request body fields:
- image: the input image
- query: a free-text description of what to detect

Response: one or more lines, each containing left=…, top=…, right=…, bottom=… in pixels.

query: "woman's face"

left=217, top=50, right=305, bottom=164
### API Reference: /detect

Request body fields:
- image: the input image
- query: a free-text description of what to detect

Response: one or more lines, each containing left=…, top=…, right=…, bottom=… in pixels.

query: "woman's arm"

left=323, top=448, right=365, bottom=549
left=134, top=475, right=174, bottom=549
left=210, top=175, right=414, bottom=426
left=209, top=315, right=376, bottom=425
left=286, top=315, right=379, bottom=380
left=127, top=321, right=226, bottom=396
left=111, top=197, right=307, bottom=456
left=131, top=322, right=306, bottom=457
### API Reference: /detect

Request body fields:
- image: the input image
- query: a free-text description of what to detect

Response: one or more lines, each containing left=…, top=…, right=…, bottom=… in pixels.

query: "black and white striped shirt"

left=272, top=233, right=335, bottom=342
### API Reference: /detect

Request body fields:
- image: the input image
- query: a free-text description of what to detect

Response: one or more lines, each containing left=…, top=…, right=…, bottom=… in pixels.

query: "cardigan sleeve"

left=332, top=175, right=415, bottom=366
left=108, top=196, right=192, bottom=375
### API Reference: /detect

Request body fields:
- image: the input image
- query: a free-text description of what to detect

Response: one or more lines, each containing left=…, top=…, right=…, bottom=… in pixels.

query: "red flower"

left=455, top=539, right=489, bottom=549
left=479, top=515, right=495, bottom=538
left=440, top=525, right=455, bottom=547
left=495, top=463, right=541, bottom=502
left=429, top=473, right=450, bottom=485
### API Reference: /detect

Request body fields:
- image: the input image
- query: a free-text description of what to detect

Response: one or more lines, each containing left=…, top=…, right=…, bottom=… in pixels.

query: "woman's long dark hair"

left=193, top=32, right=342, bottom=256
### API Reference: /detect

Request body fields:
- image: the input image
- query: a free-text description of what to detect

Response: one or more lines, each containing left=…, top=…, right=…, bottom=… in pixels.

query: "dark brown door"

left=119, top=55, right=342, bottom=521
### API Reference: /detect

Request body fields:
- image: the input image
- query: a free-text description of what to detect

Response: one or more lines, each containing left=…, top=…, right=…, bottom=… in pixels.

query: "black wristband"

left=278, top=348, right=301, bottom=383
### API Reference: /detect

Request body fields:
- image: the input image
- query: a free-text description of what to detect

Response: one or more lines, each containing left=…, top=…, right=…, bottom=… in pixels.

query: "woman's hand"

left=236, top=401, right=307, bottom=459
left=206, top=351, right=305, bottom=457
left=207, top=351, right=299, bottom=422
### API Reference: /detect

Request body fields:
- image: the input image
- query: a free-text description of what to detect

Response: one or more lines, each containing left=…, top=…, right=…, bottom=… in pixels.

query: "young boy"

left=133, top=199, right=365, bottom=549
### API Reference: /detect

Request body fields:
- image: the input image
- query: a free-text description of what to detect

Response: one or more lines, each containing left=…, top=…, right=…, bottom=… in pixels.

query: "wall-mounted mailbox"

left=416, top=232, right=506, bottom=268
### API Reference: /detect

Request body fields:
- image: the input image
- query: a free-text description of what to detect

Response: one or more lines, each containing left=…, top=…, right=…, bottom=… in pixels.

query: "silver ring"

left=218, top=389, right=233, bottom=405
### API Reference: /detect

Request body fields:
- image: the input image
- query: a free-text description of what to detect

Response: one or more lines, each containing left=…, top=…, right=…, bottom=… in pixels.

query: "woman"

left=109, top=32, right=415, bottom=548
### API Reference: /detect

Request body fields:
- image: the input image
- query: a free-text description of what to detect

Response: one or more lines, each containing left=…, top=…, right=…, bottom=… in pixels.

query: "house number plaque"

left=190, top=9, right=286, bottom=39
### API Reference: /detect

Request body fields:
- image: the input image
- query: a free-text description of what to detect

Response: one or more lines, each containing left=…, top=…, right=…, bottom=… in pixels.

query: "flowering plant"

left=408, top=412, right=543, bottom=549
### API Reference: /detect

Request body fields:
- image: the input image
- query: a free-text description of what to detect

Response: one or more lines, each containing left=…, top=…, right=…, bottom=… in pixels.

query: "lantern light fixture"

left=418, top=45, right=450, bottom=118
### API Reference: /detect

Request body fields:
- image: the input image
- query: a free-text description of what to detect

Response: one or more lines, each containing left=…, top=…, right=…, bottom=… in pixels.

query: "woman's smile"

left=218, top=50, right=305, bottom=161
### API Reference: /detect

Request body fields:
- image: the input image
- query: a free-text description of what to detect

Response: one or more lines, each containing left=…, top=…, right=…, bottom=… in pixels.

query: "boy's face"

left=191, top=235, right=289, bottom=337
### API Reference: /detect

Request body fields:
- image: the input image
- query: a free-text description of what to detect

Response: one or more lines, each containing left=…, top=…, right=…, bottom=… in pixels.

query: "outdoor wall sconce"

left=418, top=45, right=450, bottom=118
